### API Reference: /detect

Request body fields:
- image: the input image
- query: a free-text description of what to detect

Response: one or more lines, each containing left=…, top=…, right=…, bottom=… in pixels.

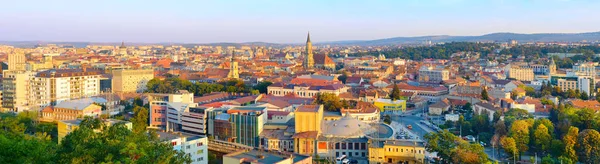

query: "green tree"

left=390, top=82, right=401, bottom=100
left=481, top=89, right=489, bottom=101
left=254, top=81, right=273, bottom=94
left=451, top=140, right=489, bottom=164
left=134, top=97, right=144, bottom=107
left=424, top=130, right=458, bottom=164
left=541, top=154, right=554, bottom=164
left=131, top=106, right=149, bottom=134
left=314, top=93, right=347, bottom=112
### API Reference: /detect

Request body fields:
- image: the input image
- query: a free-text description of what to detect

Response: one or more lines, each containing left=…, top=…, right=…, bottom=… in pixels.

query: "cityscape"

left=2, top=0, right=600, bottom=164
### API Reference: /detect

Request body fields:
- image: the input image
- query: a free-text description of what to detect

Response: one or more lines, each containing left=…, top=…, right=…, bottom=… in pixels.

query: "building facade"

left=111, top=69, right=154, bottom=93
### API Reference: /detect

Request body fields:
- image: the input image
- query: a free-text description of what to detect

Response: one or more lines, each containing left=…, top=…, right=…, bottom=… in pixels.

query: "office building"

left=148, top=90, right=195, bottom=130
left=418, top=65, right=450, bottom=83
left=156, top=131, right=208, bottom=164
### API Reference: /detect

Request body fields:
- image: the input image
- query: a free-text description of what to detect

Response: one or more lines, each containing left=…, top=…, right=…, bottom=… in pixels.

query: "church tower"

left=118, top=41, right=128, bottom=56
left=549, top=57, right=557, bottom=75
left=303, top=32, right=314, bottom=69
left=227, top=50, right=239, bottom=79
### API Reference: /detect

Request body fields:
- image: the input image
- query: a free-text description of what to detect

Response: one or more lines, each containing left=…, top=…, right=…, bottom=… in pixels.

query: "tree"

left=541, top=154, right=554, bottom=164
left=424, top=130, right=458, bottom=164
left=509, top=120, right=532, bottom=160
left=577, top=129, right=600, bottom=163
left=451, top=141, right=489, bottom=164
left=500, top=137, right=518, bottom=162
left=481, top=89, right=489, bottom=101
left=494, top=120, right=508, bottom=137
left=533, top=124, right=552, bottom=154
left=383, top=115, right=391, bottom=125
left=550, top=139, right=564, bottom=157
left=134, top=97, right=144, bottom=107
left=389, top=82, right=401, bottom=100
left=254, top=81, right=273, bottom=94
left=337, top=72, right=348, bottom=84
left=313, top=93, right=350, bottom=112
left=562, top=126, right=579, bottom=162
left=131, top=106, right=149, bottom=134
left=534, top=118, right=555, bottom=137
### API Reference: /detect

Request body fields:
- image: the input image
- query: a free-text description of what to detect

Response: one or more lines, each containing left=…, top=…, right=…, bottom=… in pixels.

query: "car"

left=349, top=159, right=359, bottom=164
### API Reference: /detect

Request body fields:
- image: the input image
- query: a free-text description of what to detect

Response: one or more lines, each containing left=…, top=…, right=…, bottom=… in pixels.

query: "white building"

left=31, top=69, right=101, bottom=108
left=156, top=131, right=208, bottom=164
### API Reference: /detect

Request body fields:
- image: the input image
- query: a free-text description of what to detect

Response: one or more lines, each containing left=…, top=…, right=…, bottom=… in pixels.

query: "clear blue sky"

left=0, top=0, right=598, bottom=43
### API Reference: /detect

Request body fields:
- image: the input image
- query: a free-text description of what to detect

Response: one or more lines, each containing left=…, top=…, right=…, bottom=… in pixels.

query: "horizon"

left=1, top=0, right=599, bottom=43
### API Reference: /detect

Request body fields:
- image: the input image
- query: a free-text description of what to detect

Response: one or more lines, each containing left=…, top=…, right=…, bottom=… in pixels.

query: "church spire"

left=306, top=32, right=311, bottom=43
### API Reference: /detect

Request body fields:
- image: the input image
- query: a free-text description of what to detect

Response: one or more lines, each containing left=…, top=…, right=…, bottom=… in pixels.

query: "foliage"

left=500, top=137, right=518, bottom=161
left=131, top=105, right=149, bottom=134
left=383, top=115, right=391, bottom=125
left=533, top=124, right=552, bottom=154
left=389, top=83, right=401, bottom=101
left=481, top=89, right=489, bottom=101
left=313, top=93, right=352, bottom=112
left=254, top=81, right=273, bottom=94
left=351, top=42, right=498, bottom=60
left=509, top=119, right=533, bottom=160
left=146, top=77, right=251, bottom=96
left=576, top=129, right=600, bottom=163
left=562, top=126, right=579, bottom=162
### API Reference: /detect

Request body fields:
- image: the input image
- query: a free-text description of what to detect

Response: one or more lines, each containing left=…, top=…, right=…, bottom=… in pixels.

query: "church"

left=303, top=33, right=335, bottom=70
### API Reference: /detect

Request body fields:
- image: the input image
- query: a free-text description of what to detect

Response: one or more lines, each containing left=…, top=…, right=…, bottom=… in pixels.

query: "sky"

left=0, top=0, right=599, bottom=43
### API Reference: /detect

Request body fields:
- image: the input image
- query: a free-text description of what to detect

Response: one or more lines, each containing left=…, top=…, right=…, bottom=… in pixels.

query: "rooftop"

left=225, top=150, right=310, bottom=164
left=295, top=105, right=321, bottom=113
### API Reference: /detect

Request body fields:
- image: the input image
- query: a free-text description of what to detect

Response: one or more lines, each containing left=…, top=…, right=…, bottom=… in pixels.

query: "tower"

left=549, top=57, right=556, bottom=75
left=227, top=50, right=239, bottom=79
left=118, top=41, right=128, bottom=56
left=303, top=32, right=314, bottom=70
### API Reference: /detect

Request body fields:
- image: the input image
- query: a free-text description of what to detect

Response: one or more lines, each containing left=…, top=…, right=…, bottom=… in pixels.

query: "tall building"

left=111, top=69, right=154, bottom=93
left=117, top=41, right=128, bottom=56
left=30, top=69, right=102, bottom=107
left=303, top=32, right=314, bottom=70
left=1, top=71, right=35, bottom=112
left=226, top=51, right=239, bottom=79
left=8, top=53, right=26, bottom=71
left=156, top=131, right=209, bottom=164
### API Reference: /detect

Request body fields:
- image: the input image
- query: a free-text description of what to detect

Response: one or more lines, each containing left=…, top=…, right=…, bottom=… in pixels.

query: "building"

left=368, top=140, right=426, bottom=164
left=509, top=65, right=534, bottom=81
left=8, top=53, right=26, bottom=71
left=418, top=65, right=449, bottom=83
left=40, top=101, right=102, bottom=122
left=148, top=90, right=195, bottom=129
left=111, top=69, right=154, bottom=93
left=156, top=131, right=208, bottom=164
left=1, top=70, right=35, bottom=112
left=31, top=69, right=102, bottom=107
left=374, top=98, right=407, bottom=114
left=180, top=106, right=212, bottom=135
left=293, top=105, right=323, bottom=155
left=211, top=106, right=268, bottom=147
left=57, top=119, right=132, bottom=143
left=267, top=83, right=348, bottom=98
left=223, top=150, right=312, bottom=164
left=303, top=32, right=314, bottom=70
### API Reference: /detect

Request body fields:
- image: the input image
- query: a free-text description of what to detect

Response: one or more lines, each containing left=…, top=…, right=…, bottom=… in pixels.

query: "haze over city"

left=1, top=0, right=599, bottom=43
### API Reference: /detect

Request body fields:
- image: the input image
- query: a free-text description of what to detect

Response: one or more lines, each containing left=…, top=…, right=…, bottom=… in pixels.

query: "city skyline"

left=1, top=0, right=599, bottom=43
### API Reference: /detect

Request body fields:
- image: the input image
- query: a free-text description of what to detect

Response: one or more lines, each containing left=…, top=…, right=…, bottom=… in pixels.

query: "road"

left=389, top=110, right=501, bottom=162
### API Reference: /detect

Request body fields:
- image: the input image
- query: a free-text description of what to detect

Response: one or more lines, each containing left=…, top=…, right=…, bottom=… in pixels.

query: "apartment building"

left=418, top=65, right=450, bottom=83
left=31, top=69, right=101, bottom=107
left=111, top=69, right=154, bottom=93
left=156, top=131, right=208, bottom=164
left=267, top=83, right=348, bottom=98
left=1, top=70, right=35, bottom=112
left=509, top=65, right=534, bottom=81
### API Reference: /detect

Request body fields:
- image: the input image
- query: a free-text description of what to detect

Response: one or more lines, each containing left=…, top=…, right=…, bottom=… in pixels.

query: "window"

left=197, top=142, right=203, bottom=146
left=171, top=142, right=177, bottom=146
left=186, top=145, right=190, bottom=149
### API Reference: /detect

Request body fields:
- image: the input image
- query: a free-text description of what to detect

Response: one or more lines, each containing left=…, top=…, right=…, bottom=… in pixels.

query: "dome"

left=321, top=113, right=375, bottom=138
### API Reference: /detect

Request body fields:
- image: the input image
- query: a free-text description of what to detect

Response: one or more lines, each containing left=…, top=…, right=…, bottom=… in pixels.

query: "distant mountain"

left=321, top=31, right=600, bottom=46
left=2, top=31, right=599, bottom=48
